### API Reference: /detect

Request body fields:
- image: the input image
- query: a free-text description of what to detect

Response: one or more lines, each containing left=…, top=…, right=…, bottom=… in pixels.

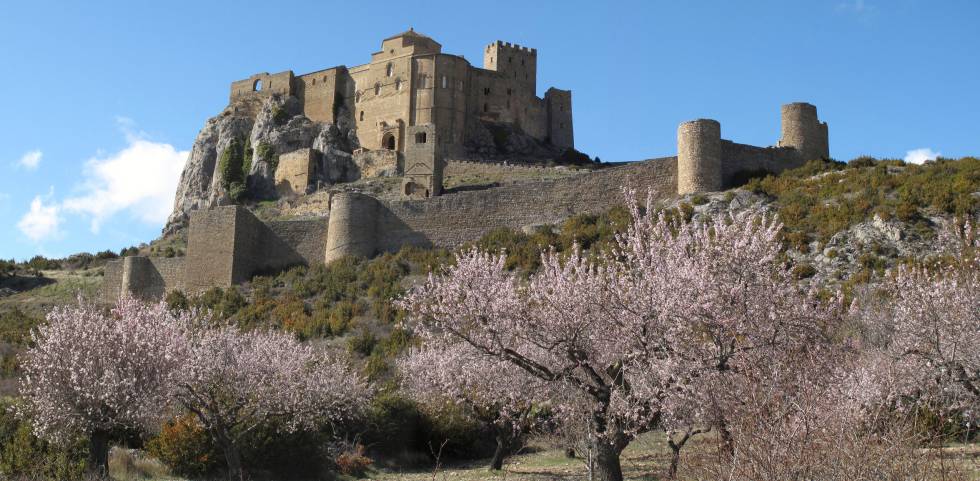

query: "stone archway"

left=382, top=132, right=396, bottom=151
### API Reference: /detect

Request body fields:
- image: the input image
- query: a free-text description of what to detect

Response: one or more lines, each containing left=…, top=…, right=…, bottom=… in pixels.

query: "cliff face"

left=164, top=95, right=358, bottom=235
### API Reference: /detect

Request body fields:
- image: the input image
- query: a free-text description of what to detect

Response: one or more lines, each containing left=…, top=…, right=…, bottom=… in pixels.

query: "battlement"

left=487, top=40, right=538, bottom=55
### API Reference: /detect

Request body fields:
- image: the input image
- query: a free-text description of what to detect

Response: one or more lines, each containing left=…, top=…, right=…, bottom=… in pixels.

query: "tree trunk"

left=668, top=441, right=682, bottom=479
left=88, top=430, right=111, bottom=477
left=489, top=432, right=507, bottom=471
left=591, top=438, right=625, bottom=481
left=219, top=439, right=245, bottom=481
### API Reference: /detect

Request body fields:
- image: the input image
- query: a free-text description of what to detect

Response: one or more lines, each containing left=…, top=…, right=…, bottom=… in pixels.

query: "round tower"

left=677, top=119, right=722, bottom=195
left=325, top=192, right=378, bottom=263
left=779, top=102, right=829, bottom=161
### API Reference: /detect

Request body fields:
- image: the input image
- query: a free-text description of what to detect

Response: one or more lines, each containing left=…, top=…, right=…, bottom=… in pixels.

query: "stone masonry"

left=104, top=80, right=830, bottom=301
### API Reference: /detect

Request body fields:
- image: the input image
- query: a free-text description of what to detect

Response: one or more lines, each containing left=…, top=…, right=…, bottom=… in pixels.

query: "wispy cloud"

left=904, top=148, right=941, bottom=165
left=18, top=188, right=62, bottom=242
left=14, top=149, right=42, bottom=170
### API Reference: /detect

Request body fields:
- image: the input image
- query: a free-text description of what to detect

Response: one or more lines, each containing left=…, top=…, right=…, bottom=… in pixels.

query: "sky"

left=1, top=0, right=978, bottom=261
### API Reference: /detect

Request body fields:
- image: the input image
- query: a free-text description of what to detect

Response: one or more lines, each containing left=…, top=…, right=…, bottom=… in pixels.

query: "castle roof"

left=382, top=27, right=438, bottom=43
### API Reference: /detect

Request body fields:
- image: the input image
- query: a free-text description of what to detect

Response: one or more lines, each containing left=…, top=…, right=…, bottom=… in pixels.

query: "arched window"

left=382, top=133, right=396, bottom=150
left=508, top=56, right=513, bottom=64
left=355, top=91, right=361, bottom=103
left=253, top=79, right=262, bottom=91
left=441, top=76, right=447, bottom=88
left=359, top=111, right=364, bottom=121
left=374, top=83, right=381, bottom=96
left=311, top=78, right=317, bottom=86
left=483, top=103, right=488, bottom=113
left=457, top=80, right=464, bottom=91
left=386, top=63, right=393, bottom=77
left=395, top=78, right=402, bottom=91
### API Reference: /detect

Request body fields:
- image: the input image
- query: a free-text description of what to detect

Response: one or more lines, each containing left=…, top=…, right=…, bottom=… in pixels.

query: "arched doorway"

left=382, top=133, right=396, bottom=151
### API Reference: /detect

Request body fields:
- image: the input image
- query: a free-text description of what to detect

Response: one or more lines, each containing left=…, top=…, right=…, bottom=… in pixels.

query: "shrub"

left=0, top=308, right=42, bottom=345
left=272, top=106, right=290, bottom=126
left=690, top=194, right=709, bottom=206
left=165, top=290, right=189, bottom=312
left=146, top=414, right=221, bottom=478
left=347, top=329, right=378, bottom=357
left=219, top=137, right=248, bottom=202
left=792, top=263, right=818, bottom=279
left=0, top=399, right=88, bottom=480
left=335, top=444, right=372, bottom=477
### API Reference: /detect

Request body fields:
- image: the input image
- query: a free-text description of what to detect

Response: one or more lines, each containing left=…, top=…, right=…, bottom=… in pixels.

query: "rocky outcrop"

left=164, top=96, right=358, bottom=235
left=463, top=120, right=565, bottom=162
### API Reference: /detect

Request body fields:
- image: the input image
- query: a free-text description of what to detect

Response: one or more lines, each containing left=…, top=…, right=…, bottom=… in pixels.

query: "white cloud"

left=18, top=190, right=62, bottom=242
left=15, top=150, right=42, bottom=170
left=904, top=148, right=940, bottom=165
left=62, top=137, right=189, bottom=232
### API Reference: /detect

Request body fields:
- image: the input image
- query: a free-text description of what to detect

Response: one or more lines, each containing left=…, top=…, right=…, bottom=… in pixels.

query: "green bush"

left=0, top=308, right=42, bottom=345
left=0, top=399, right=88, bottom=480
left=218, top=137, right=248, bottom=202
left=272, top=106, right=290, bottom=126
left=746, top=157, right=980, bottom=250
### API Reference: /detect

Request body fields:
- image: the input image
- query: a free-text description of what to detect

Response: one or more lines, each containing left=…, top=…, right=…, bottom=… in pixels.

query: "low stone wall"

left=375, top=158, right=677, bottom=251
left=444, top=160, right=560, bottom=177
left=721, top=141, right=804, bottom=186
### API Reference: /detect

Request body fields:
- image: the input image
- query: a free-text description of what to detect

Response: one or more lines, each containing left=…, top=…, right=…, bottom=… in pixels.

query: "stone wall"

left=720, top=141, right=803, bottom=186
left=374, top=158, right=677, bottom=251
left=445, top=160, right=556, bottom=177
left=275, top=148, right=316, bottom=197
left=102, top=259, right=123, bottom=301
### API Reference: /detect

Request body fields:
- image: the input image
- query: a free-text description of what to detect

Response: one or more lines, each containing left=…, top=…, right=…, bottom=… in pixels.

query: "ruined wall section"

left=374, top=158, right=677, bottom=251
left=230, top=71, right=295, bottom=103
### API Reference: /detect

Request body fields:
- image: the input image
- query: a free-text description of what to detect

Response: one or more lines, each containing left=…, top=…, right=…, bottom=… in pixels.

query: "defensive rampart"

left=104, top=101, right=830, bottom=302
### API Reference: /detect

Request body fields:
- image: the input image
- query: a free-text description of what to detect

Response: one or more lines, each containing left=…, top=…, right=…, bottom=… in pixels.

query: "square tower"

left=483, top=41, right=537, bottom=90
left=402, top=124, right=444, bottom=198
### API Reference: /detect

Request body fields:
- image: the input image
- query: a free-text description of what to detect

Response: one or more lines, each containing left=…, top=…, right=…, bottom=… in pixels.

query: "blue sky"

left=2, top=0, right=978, bottom=261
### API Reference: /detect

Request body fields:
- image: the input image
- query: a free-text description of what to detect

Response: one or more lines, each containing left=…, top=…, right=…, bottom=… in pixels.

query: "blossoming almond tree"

left=19, top=297, right=187, bottom=475
left=400, top=190, right=838, bottom=481
left=398, top=343, right=544, bottom=470
left=168, top=324, right=369, bottom=481
left=856, top=223, right=979, bottom=423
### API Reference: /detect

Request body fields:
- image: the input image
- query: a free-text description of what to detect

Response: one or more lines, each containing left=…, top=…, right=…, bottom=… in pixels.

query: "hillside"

left=2, top=155, right=978, bottom=480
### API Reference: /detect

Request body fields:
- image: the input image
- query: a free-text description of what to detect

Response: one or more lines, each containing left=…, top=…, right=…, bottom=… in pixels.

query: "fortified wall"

left=103, top=102, right=829, bottom=302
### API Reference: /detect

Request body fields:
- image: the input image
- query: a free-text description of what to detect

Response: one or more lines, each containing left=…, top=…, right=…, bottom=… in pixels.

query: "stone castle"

left=102, top=31, right=829, bottom=302
left=229, top=29, right=572, bottom=198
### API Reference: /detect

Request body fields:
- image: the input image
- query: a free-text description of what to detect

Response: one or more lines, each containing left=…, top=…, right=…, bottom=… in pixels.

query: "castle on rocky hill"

left=102, top=31, right=830, bottom=303
left=228, top=29, right=572, bottom=198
